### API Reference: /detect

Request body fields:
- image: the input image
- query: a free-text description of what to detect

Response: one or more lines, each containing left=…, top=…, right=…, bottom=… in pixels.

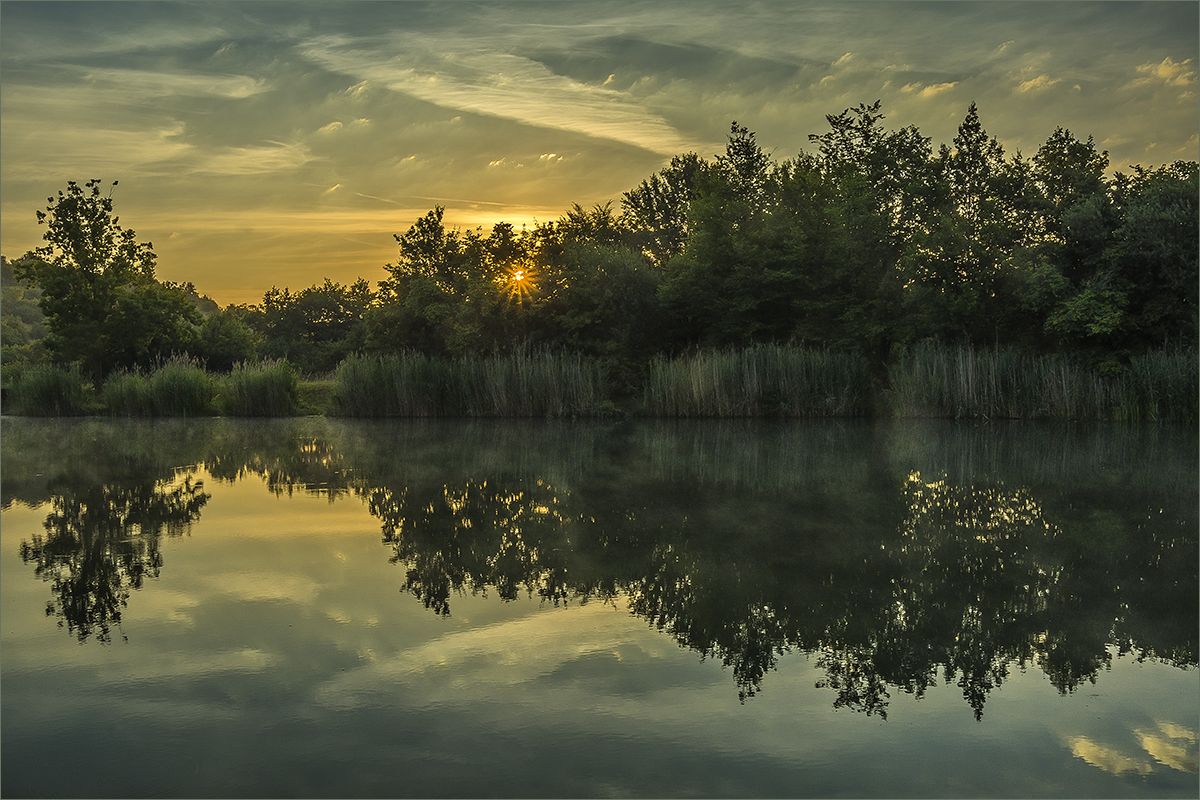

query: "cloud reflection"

left=1068, top=720, right=1198, bottom=776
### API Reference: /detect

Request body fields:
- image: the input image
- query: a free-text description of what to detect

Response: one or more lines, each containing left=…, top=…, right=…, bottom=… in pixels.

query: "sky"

left=1, top=1, right=1197, bottom=306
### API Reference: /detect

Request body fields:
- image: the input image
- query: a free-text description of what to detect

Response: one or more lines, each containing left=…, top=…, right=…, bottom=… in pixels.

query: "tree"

left=195, top=308, right=260, bottom=372
left=249, top=278, right=375, bottom=373
left=621, top=152, right=708, bottom=267
left=1105, top=162, right=1199, bottom=350
left=13, top=180, right=200, bottom=380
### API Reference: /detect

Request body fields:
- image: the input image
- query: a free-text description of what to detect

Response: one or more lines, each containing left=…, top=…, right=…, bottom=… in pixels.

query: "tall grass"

left=331, top=349, right=605, bottom=417
left=7, top=364, right=91, bottom=416
left=101, top=370, right=156, bottom=416
left=887, top=342, right=1198, bottom=421
left=150, top=355, right=213, bottom=416
left=1121, top=348, right=1198, bottom=423
left=219, top=359, right=299, bottom=417
left=642, top=344, right=872, bottom=417
left=102, top=356, right=214, bottom=416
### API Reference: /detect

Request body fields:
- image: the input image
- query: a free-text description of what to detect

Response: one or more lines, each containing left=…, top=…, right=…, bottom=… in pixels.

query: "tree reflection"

left=360, top=453, right=1195, bottom=718
left=366, top=478, right=581, bottom=615
left=4, top=417, right=1193, bottom=717
left=18, top=474, right=209, bottom=642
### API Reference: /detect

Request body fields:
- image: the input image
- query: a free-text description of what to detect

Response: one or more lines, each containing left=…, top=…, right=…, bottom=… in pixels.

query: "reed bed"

left=1121, top=348, right=1198, bottom=423
left=102, top=356, right=214, bottom=416
left=6, top=363, right=91, bottom=416
left=219, top=359, right=299, bottom=417
left=331, top=349, right=605, bottom=417
left=887, top=343, right=1198, bottom=421
left=642, top=344, right=872, bottom=417
left=101, top=369, right=156, bottom=416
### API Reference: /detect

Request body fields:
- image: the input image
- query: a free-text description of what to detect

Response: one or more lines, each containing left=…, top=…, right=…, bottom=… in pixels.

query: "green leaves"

left=14, top=180, right=198, bottom=380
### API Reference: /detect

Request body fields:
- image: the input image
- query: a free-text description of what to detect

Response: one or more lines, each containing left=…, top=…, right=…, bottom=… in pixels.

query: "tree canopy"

left=7, top=103, right=1196, bottom=383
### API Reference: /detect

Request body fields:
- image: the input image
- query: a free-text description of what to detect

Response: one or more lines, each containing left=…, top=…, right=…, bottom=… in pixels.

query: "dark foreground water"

left=1, top=416, right=1196, bottom=799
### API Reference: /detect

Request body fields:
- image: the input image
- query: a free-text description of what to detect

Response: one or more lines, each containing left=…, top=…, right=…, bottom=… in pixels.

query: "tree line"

left=6, top=101, right=1197, bottom=393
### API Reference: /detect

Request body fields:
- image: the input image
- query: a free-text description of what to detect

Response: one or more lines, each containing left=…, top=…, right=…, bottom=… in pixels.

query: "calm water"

left=1, top=416, right=1196, bottom=799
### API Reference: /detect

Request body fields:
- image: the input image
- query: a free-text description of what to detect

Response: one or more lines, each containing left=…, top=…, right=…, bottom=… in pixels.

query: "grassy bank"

left=3, top=345, right=1195, bottom=422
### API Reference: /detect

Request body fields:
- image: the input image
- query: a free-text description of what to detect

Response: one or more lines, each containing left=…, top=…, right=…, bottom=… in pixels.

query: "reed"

left=1119, top=348, right=1198, bottom=423
left=642, top=344, right=872, bottom=417
left=100, top=369, right=156, bottom=416
left=219, top=359, right=299, bottom=417
left=7, top=363, right=92, bottom=416
left=886, top=343, right=1198, bottom=421
left=101, top=356, right=214, bottom=416
left=331, top=349, right=605, bottom=417
left=148, top=355, right=214, bottom=416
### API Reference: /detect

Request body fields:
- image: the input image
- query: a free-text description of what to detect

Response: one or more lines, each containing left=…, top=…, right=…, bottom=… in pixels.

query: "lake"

left=1, top=416, right=1196, bottom=798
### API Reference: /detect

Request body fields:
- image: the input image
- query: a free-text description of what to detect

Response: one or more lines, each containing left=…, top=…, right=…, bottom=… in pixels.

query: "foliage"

left=12, top=180, right=201, bottom=381
left=194, top=307, right=260, bottom=372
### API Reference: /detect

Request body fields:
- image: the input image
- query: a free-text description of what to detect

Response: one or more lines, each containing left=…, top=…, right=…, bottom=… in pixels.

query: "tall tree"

left=13, top=180, right=200, bottom=380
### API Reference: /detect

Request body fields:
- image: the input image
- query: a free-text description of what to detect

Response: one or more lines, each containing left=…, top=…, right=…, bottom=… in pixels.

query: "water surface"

left=2, top=417, right=1196, bottom=798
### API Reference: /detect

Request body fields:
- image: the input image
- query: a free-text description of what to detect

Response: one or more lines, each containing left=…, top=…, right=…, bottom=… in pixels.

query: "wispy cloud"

left=1015, top=74, right=1061, bottom=94
left=299, top=35, right=697, bottom=155
left=81, top=67, right=268, bottom=99
left=901, top=81, right=959, bottom=98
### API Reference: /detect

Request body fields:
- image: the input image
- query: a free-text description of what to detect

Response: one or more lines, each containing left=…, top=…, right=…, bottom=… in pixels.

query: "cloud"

left=1015, top=74, right=1061, bottom=93
left=488, top=157, right=523, bottom=169
left=1135, top=56, right=1197, bottom=87
left=901, top=81, right=958, bottom=98
left=191, top=141, right=313, bottom=176
left=0, top=116, right=192, bottom=180
left=298, top=35, right=697, bottom=155
left=82, top=67, right=268, bottom=99
left=318, top=121, right=344, bottom=133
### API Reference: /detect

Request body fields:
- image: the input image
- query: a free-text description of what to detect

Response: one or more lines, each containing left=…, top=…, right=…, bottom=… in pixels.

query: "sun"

left=504, top=266, right=537, bottom=302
